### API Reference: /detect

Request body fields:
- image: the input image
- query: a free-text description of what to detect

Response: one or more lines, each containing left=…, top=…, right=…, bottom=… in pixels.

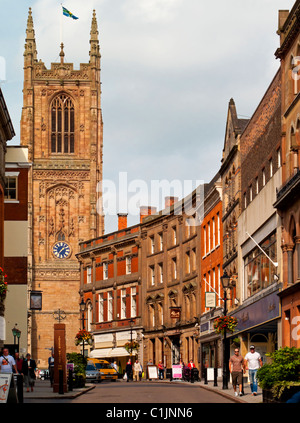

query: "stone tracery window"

left=51, top=94, right=75, bottom=154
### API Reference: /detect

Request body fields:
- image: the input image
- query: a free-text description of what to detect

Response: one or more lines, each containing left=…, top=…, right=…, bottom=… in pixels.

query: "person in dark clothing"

left=22, top=353, right=37, bottom=392
left=125, top=359, right=132, bottom=382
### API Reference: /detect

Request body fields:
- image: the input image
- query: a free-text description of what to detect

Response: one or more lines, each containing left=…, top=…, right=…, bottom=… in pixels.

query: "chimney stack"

left=165, top=196, right=178, bottom=208
left=118, top=213, right=128, bottom=231
left=140, top=206, right=157, bottom=223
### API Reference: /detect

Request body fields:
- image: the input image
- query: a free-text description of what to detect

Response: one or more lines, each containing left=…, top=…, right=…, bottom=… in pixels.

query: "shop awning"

left=89, top=347, right=129, bottom=359
left=89, top=348, right=112, bottom=358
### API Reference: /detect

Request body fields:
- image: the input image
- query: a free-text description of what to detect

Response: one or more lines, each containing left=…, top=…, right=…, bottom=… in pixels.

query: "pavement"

left=20, top=376, right=262, bottom=403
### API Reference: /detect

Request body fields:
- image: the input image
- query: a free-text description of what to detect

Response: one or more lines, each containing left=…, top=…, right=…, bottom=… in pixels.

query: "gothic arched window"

left=51, top=94, right=75, bottom=154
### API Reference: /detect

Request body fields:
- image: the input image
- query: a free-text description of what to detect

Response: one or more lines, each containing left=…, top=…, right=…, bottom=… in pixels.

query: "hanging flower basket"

left=213, top=315, right=238, bottom=335
left=124, top=341, right=140, bottom=353
left=0, top=267, right=8, bottom=300
left=75, top=330, right=93, bottom=346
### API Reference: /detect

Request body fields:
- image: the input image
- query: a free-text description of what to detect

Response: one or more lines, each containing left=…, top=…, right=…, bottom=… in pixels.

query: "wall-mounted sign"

left=30, top=291, right=42, bottom=310
left=170, top=307, right=181, bottom=319
left=205, top=292, right=216, bottom=308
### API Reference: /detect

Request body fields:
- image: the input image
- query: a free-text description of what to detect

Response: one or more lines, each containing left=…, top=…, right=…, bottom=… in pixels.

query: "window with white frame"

left=87, top=266, right=92, bottom=284
left=158, top=302, right=164, bottom=326
left=99, top=293, right=104, bottom=322
left=149, top=265, right=155, bottom=286
left=173, top=227, right=177, bottom=245
left=131, top=287, right=137, bottom=318
left=108, top=291, right=113, bottom=321
left=103, top=262, right=108, bottom=280
left=121, top=289, right=127, bottom=319
left=150, top=236, right=155, bottom=254
left=256, top=177, right=259, bottom=195
left=158, top=263, right=163, bottom=283
left=4, top=173, right=18, bottom=200
left=217, top=213, right=220, bottom=246
left=126, top=256, right=132, bottom=274
left=159, top=233, right=163, bottom=251
left=269, top=158, right=273, bottom=178
left=172, top=257, right=177, bottom=279
left=212, top=217, right=215, bottom=249
left=249, top=185, right=253, bottom=202
left=207, top=222, right=211, bottom=252
left=203, top=226, right=206, bottom=255
left=217, top=265, right=221, bottom=306
left=149, top=304, right=155, bottom=327
left=262, top=168, right=266, bottom=186
left=186, top=251, right=191, bottom=274
left=277, top=148, right=281, bottom=168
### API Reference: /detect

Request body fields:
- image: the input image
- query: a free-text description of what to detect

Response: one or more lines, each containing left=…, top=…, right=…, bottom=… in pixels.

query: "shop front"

left=230, top=285, right=281, bottom=363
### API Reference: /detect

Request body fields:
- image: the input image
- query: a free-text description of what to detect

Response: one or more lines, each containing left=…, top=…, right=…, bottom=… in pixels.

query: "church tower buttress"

left=21, top=8, right=104, bottom=366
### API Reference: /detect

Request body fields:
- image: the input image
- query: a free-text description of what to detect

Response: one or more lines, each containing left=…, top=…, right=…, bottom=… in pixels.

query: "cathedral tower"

left=21, top=8, right=104, bottom=367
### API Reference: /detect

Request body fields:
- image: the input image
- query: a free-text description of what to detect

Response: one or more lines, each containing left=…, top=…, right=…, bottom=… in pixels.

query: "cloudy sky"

left=0, top=0, right=295, bottom=233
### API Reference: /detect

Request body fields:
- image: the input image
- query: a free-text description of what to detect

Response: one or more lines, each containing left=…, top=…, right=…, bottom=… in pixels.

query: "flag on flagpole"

left=62, top=6, right=79, bottom=20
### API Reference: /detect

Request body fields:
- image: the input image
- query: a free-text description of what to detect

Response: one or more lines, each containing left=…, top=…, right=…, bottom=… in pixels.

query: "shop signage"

left=205, top=292, right=216, bottom=308
left=172, top=365, right=182, bottom=379
left=232, top=290, right=280, bottom=333
left=170, top=307, right=181, bottom=319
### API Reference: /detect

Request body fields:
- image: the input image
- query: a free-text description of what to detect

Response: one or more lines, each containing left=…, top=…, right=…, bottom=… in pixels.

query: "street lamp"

left=220, top=271, right=230, bottom=390
left=79, top=298, right=86, bottom=356
left=12, top=324, right=21, bottom=353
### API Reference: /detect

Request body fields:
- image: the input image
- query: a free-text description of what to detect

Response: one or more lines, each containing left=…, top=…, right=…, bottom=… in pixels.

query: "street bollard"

left=16, top=374, right=23, bottom=403
left=214, top=368, right=218, bottom=386
left=68, top=369, right=73, bottom=391
left=59, top=369, right=64, bottom=394
left=204, top=368, right=208, bottom=384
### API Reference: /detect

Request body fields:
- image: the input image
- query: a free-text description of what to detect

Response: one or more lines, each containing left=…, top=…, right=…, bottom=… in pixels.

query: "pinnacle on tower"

left=90, top=9, right=100, bottom=59
left=60, top=43, right=65, bottom=64
left=24, top=7, right=37, bottom=61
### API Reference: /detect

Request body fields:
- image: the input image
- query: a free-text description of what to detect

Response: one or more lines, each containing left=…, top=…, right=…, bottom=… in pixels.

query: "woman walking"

left=22, top=353, right=37, bottom=392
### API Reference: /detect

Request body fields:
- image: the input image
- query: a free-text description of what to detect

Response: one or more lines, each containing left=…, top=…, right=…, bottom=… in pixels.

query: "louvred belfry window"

left=51, top=94, right=75, bottom=154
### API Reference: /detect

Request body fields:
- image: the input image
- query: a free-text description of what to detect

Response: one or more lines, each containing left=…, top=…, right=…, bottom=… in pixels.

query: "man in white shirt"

left=245, top=345, right=263, bottom=396
left=0, top=348, right=18, bottom=374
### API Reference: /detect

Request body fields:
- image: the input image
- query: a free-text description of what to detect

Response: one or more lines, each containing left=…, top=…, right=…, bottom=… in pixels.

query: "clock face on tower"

left=53, top=241, right=71, bottom=259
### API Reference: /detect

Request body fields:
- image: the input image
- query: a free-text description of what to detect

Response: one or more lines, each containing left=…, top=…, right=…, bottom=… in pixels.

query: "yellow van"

left=88, top=359, right=118, bottom=381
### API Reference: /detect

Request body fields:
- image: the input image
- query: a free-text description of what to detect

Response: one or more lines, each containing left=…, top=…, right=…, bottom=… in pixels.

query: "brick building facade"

left=274, top=1, right=300, bottom=348
left=198, top=173, right=223, bottom=375
left=20, top=9, right=104, bottom=367
left=0, top=88, right=15, bottom=349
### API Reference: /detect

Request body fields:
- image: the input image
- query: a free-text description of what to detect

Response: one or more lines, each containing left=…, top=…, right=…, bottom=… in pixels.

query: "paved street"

left=22, top=378, right=256, bottom=404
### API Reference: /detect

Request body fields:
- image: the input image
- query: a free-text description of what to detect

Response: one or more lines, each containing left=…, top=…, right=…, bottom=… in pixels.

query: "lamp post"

left=79, top=298, right=86, bottom=357
left=12, top=324, right=21, bottom=353
left=220, top=271, right=230, bottom=390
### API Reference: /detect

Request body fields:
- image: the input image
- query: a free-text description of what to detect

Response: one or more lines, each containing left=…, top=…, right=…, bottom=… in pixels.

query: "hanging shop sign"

left=205, top=292, right=216, bottom=308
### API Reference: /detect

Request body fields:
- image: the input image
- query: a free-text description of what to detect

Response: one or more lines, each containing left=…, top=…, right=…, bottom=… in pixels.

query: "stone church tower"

left=21, top=8, right=104, bottom=367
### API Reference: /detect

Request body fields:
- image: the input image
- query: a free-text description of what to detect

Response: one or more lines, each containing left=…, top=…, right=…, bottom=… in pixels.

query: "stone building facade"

left=219, top=99, right=249, bottom=303
left=274, top=1, right=300, bottom=348
left=141, top=193, right=202, bottom=370
left=20, top=9, right=104, bottom=367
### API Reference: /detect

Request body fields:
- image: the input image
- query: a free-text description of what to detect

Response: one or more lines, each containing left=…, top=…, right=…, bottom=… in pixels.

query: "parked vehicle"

left=88, top=359, right=118, bottom=381
left=85, top=364, right=101, bottom=383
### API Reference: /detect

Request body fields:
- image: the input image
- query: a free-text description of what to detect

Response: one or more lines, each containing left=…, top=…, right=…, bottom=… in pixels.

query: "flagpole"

left=60, top=3, right=63, bottom=44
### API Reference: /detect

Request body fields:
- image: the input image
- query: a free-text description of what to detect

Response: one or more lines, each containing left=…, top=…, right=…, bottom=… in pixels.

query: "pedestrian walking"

left=133, top=359, right=142, bottom=381
left=229, top=347, right=245, bottom=397
left=22, top=353, right=37, bottom=392
left=48, top=352, right=54, bottom=386
left=125, top=359, right=132, bottom=382
left=0, top=348, right=18, bottom=402
left=14, top=352, right=23, bottom=374
left=0, top=348, right=18, bottom=374
left=112, top=361, right=118, bottom=373
left=245, top=345, right=262, bottom=396
left=188, top=359, right=196, bottom=369
left=158, top=360, right=165, bottom=380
